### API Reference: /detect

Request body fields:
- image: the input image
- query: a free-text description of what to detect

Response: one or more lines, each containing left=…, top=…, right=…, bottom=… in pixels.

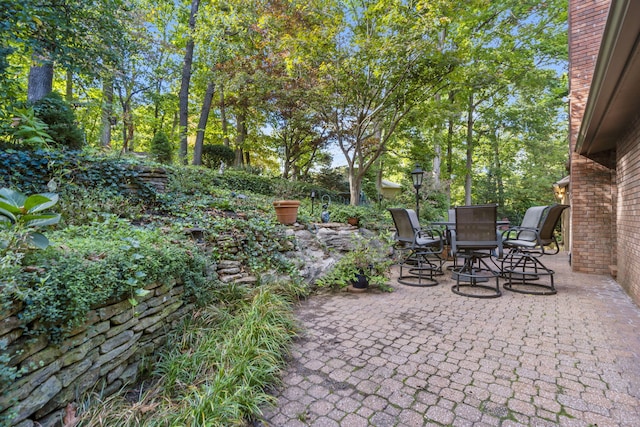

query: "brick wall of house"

left=616, top=114, right=640, bottom=306
left=568, top=0, right=615, bottom=275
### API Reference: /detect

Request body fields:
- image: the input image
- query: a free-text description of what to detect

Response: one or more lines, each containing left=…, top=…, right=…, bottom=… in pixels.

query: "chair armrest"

left=501, top=226, right=540, bottom=241
left=415, top=227, right=444, bottom=251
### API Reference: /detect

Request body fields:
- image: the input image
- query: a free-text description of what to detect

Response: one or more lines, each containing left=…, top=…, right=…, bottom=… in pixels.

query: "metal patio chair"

left=501, top=204, right=569, bottom=295
left=450, top=204, right=502, bottom=298
left=388, top=208, right=445, bottom=287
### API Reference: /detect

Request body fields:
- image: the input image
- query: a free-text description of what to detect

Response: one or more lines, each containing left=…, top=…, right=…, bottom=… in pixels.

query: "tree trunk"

left=193, top=80, right=215, bottom=165
left=220, top=83, right=230, bottom=147
left=282, top=145, right=291, bottom=179
left=492, top=127, right=505, bottom=208
left=348, top=168, right=362, bottom=206
left=178, top=0, right=200, bottom=164
left=464, top=93, right=474, bottom=206
left=100, top=75, right=114, bottom=147
left=376, top=157, right=383, bottom=200
left=235, top=110, right=246, bottom=166
left=65, top=69, right=73, bottom=102
left=27, top=61, right=53, bottom=102
left=432, top=29, right=446, bottom=189
left=445, top=91, right=455, bottom=207
left=122, top=104, right=134, bottom=152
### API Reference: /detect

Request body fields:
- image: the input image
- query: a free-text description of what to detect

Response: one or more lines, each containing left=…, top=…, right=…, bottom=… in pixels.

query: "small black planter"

left=352, top=272, right=369, bottom=289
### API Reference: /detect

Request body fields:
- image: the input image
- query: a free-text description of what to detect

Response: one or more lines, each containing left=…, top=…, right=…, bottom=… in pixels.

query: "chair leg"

left=502, top=252, right=557, bottom=295
left=451, top=251, right=501, bottom=298
left=397, top=250, right=439, bottom=287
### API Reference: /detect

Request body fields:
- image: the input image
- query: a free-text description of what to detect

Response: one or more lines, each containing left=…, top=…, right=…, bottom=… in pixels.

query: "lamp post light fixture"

left=411, top=164, right=424, bottom=217
left=310, top=190, right=316, bottom=215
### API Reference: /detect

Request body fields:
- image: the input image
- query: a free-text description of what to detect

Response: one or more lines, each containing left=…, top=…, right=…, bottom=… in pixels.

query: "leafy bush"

left=1, top=219, right=211, bottom=341
left=1, top=107, right=54, bottom=148
left=201, top=144, right=235, bottom=169
left=313, top=167, right=349, bottom=193
left=56, top=185, right=147, bottom=226
left=0, top=149, right=158, bottom=204
left=31, top=92, right=84, bottom=150
left=0, top=188, right=61, bottom=253
left=329, top=204, right=371, bottom=223
left=149, top=131, right=173, bottom=164
left=316, top=234, right=393, bottom=291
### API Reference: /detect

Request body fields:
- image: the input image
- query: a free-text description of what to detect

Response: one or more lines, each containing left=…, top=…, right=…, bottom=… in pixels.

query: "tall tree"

left=178, top=0, right=200, bottom=164
left=320, top=0, right=454, bottom=205
left=3, top=0, right=129, bottom=102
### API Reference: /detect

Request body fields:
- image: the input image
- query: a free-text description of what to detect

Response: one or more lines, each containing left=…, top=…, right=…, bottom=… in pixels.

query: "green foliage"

left=0, top=148, right=157, bottom=203
left=31, top=92, right=84, bottom=150
left=167, top=166, right=274, bottom=196
left=314, top=167, right=349, bottom=193
left=203, top=216, right=301, bottom=277
left=0, top=338, right=27, bottom=422
left=56, top=185, right=147, bottom=226
left=157, top=286, right=295, bottom=425
left=77, top=284, right=297, bottom=426
left=329, top=204, right=371, bottom=223
left=1, top=107, right=54, bottom=148
left=201, top=144, right=235, bottom=169
left=149, top=131, right=174, bottom=164
left=1, top=218, right=210, bottom=341
left=0, top=188, right=61, bottom=253
left=316, top=234, right=394, bottom=291
left=392, top=180, right=449, bottom=223
left=217, top=169, right=276, bottom=195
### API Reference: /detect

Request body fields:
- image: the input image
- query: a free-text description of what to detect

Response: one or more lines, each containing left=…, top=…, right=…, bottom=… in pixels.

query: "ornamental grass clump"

left=75, top=283, right=298, bottom=426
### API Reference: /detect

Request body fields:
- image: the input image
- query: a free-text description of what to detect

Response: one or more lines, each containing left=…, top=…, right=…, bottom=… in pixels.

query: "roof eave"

left=575, top=0, right=640, bottom=159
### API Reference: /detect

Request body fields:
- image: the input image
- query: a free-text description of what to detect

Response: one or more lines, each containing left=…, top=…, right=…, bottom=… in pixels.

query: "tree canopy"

left=1, top=0, right=568, bottom=211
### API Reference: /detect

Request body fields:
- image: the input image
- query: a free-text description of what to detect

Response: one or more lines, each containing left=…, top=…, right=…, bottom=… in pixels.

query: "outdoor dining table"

left=430, top=220, right=510, bottom=228
left=430, top=220, right=510, bottom=273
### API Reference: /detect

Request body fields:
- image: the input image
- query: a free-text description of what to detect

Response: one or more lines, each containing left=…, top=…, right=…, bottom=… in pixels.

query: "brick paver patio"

left=259, top=253, right=640, bottom=426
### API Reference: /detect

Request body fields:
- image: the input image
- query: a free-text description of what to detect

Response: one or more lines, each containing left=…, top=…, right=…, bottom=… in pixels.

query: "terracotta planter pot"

left=347, top=217, right=359, bottom=226
left=273, top=200, right=300, bottom=225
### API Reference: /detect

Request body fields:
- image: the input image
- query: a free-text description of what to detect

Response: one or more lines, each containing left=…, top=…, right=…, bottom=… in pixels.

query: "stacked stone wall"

left=0, top=222, right=362, bottom=426
left=0, top=278, right=194, bottom=427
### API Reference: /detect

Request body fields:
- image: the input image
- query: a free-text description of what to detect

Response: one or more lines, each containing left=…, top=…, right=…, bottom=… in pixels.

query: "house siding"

left=568, top=0, right=615, bottom=275
left=616, top=113, right=640, bottom=306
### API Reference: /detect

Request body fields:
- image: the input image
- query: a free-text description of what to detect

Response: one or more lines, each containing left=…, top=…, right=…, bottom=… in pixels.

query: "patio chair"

left=501, top=204, right=569, bottom=295
left=450, top=204, right=502, bottom=298
left=388, top=208, right=445, bottom=287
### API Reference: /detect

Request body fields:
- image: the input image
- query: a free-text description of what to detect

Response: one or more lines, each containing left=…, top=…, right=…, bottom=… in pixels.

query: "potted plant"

left=332, top=204, right=367, bottom=227
left=316, top=236, right=393, bottom=291
left=272, top=182, right=301, bottom=225
left=273, top=199, right=300, bottom=225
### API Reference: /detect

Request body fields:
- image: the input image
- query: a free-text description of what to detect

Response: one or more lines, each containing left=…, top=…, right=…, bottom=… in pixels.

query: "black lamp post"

left=310, top=190, right=316, bottom=215
left=411, top=164, right=424, bottom=217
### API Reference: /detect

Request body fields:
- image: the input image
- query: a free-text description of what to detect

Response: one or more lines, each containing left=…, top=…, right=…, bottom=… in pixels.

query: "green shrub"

left=201, top=144, right=235, bottom=169
left=31, top=92, right=84, bottom=150
left=0, top=188, right=61, bottom=253
left=56, top=185, right=147, bottom=226
left=316, top=234, right=393, bottom=291
left=1, top=219, right=211, bottom=341
left=0, top=149, right=157, bottom=204
left=1, top=107, right=54, bottom=148
left=149, top=131, right=173, bottom=164
left=329, top=204, right=371, bottom=224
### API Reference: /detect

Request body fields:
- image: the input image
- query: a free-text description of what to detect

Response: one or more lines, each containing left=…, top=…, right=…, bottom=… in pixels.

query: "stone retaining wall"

left=0, top=277, right=194, bottom=427
left=0, top=222, right=365, bottom=427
